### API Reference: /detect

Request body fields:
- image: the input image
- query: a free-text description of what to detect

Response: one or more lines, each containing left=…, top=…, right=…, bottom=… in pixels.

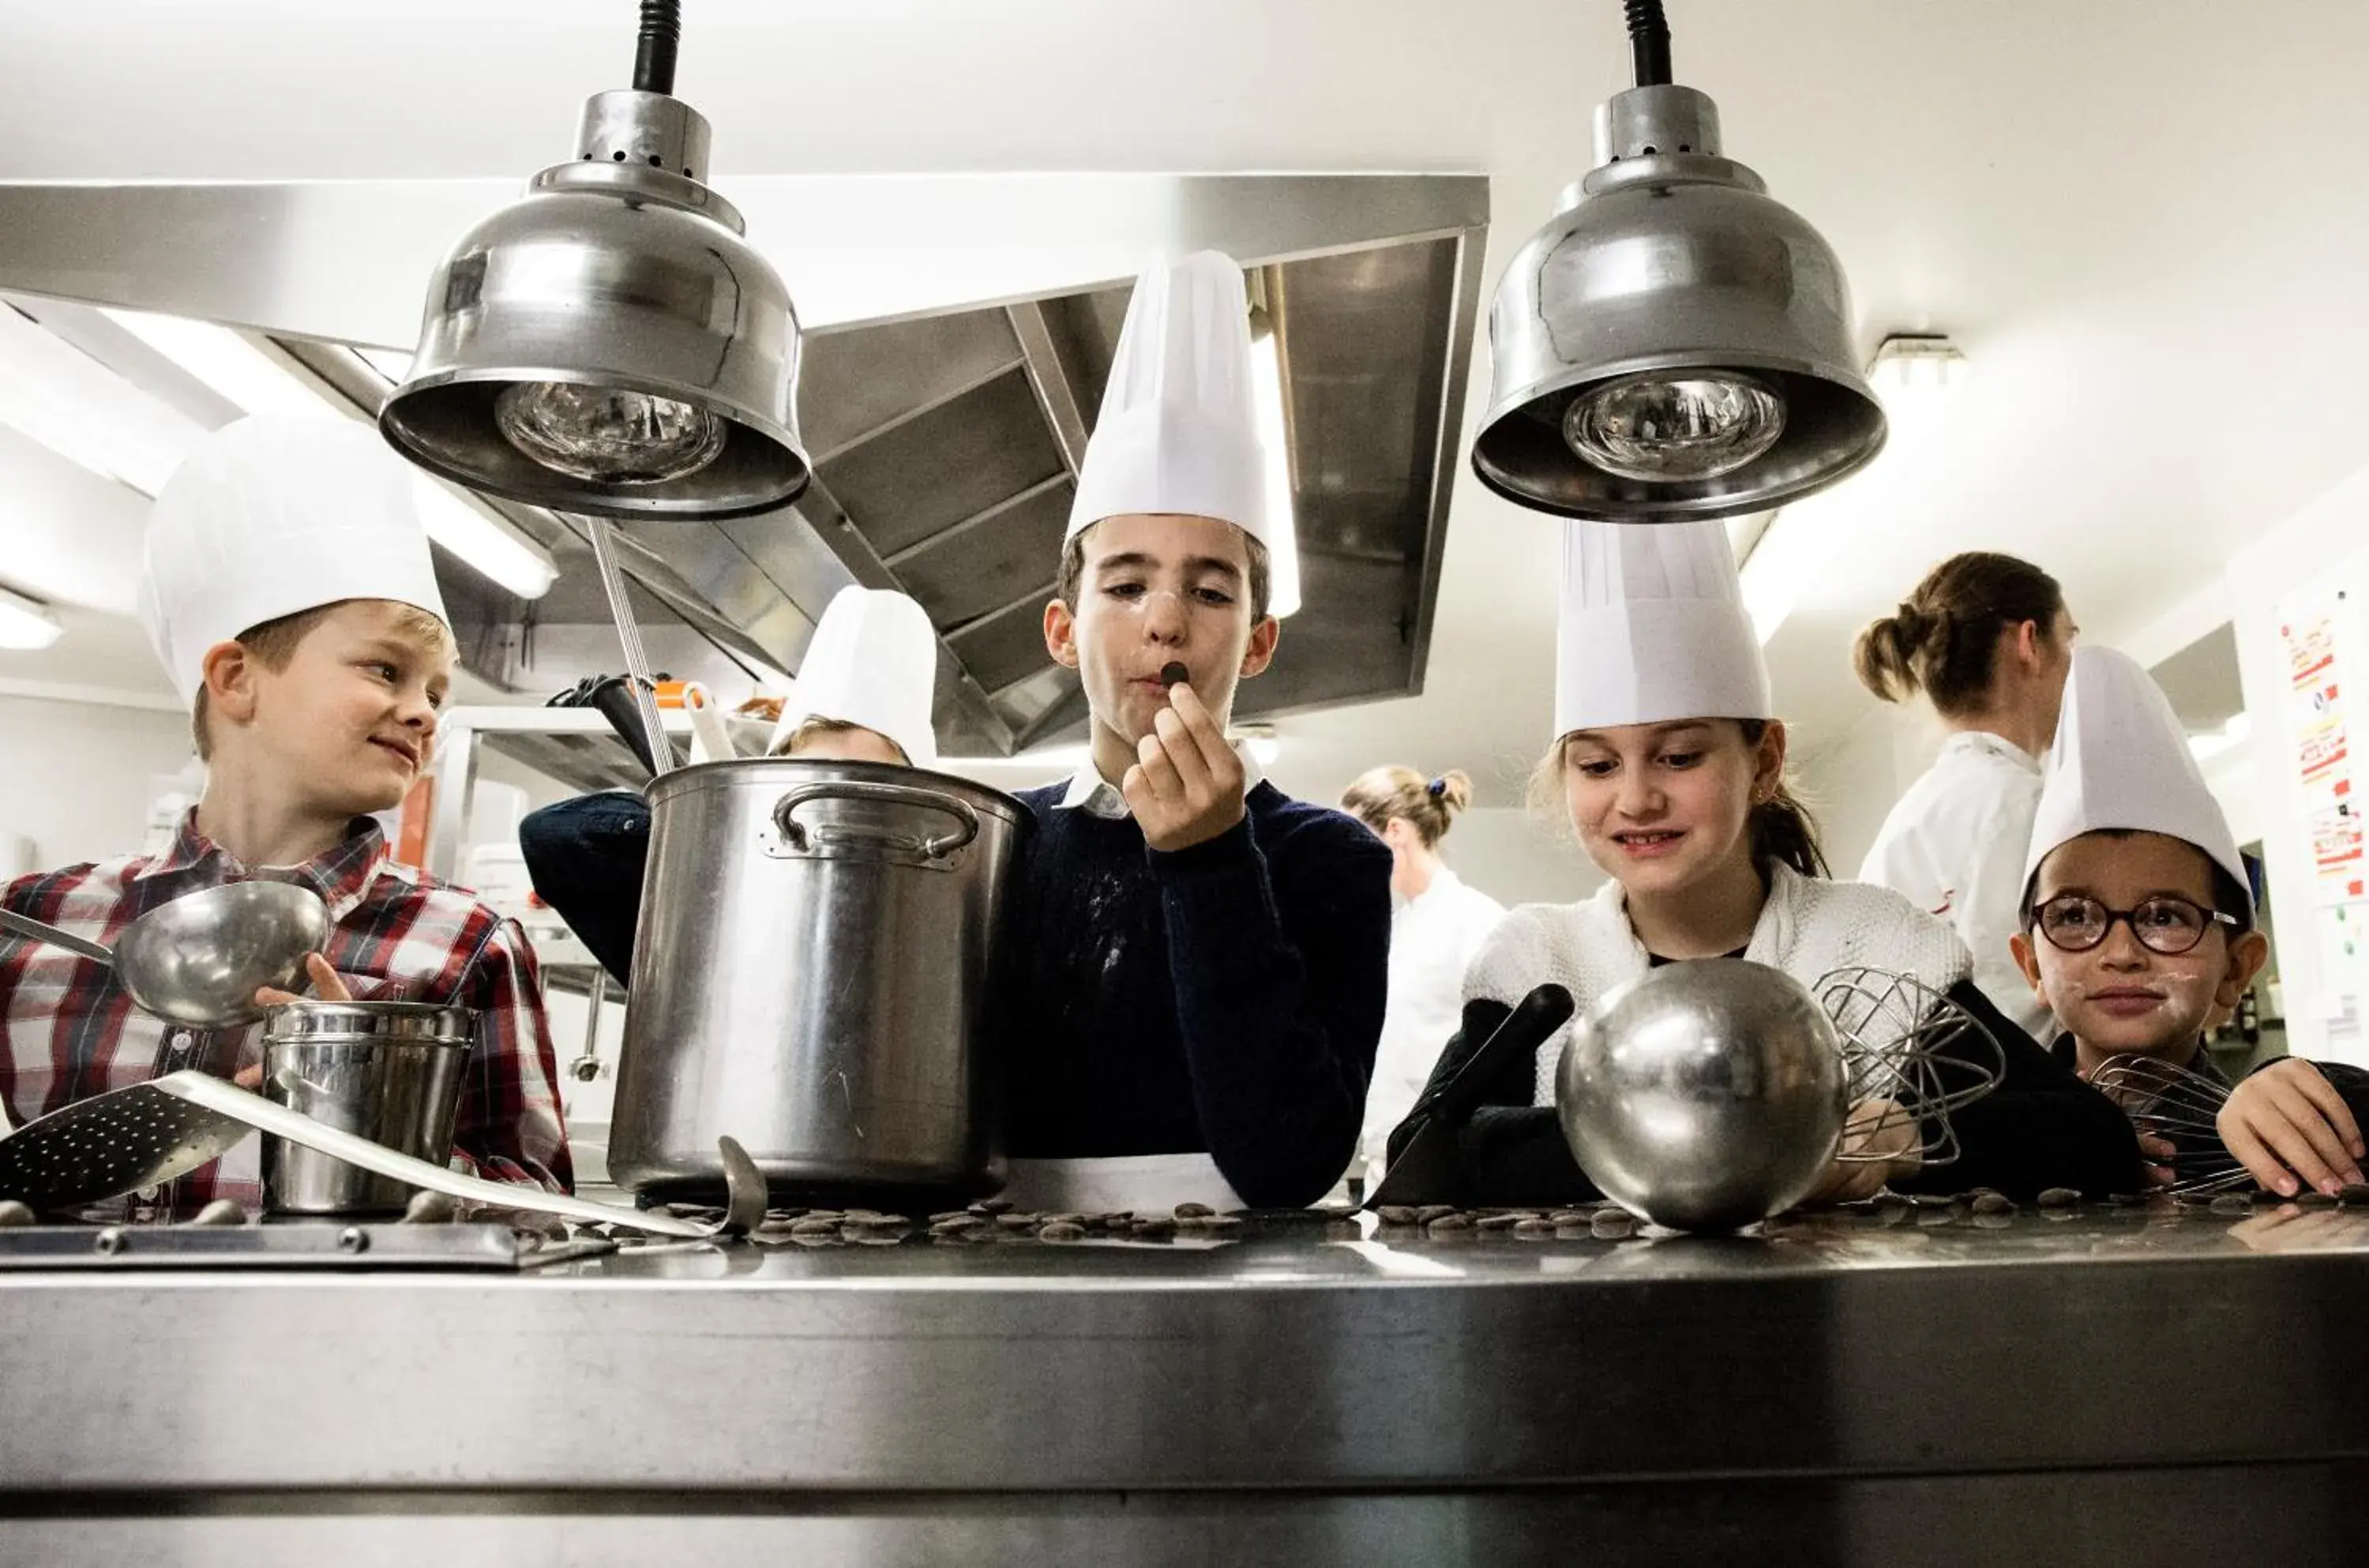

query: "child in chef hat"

left=2011, top=645, right=2369, bottom=1199
left=981, top=250, right=1390, bottom=1217
left=0, top=415, right=570, bottom=1214
left=519, top=583, right=945, bottom=985
left=764, top=587, right=940, bottom=767
left=1384, top=520, right=2142, bottom=1207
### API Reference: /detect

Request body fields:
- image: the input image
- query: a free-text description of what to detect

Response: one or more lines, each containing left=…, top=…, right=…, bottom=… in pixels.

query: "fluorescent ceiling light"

left=1248, top=331, right=1303, bottom=619
left=1233, top=722, right=1282, bottom=767
left=1737, top=506, right=1818, bottom=645
left=0, top=583, right=64, bottom=651
left=0, top=305, right=208, bottom=494
left=103, top=309, right=338, bottom=421
left=411, top=478, right=559, bottom=600
left=107, top=309, right=556, bottom=600
left=1868, top=334, right=1969, bottom=403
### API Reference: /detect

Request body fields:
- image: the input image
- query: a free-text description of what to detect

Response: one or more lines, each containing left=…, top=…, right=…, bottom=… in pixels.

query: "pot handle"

left=772, top=782, right=981, bottom=861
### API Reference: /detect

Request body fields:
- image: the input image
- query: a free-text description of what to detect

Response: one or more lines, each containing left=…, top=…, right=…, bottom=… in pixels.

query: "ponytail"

left=1342, top=764, right=1474, bottom=847
left=1854, top=552, right=2064, bottom=717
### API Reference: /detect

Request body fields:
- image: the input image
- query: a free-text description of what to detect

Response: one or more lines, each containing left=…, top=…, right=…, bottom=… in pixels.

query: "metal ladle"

left=0, top=881, right=330, bottom=1032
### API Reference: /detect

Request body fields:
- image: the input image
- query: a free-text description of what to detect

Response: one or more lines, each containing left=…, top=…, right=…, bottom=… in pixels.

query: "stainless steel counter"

left=4, top=1201, right=2365, bottom=1565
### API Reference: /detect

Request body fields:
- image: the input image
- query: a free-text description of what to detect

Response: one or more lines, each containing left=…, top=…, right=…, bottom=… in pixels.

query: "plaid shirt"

left=0, top=809, right=572, bottom=1220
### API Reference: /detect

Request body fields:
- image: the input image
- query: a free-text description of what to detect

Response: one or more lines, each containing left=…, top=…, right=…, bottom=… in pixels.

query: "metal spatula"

left=0, top=1081, right=254, bottom=1210
left=0, top=1071, right=764, bottom=1240
left=152, top=1072, right=757, bottom=1239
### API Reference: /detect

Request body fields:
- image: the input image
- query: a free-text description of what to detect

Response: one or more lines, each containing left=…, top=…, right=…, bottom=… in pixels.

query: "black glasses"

left=2031, top=894, right=2239, bottom=956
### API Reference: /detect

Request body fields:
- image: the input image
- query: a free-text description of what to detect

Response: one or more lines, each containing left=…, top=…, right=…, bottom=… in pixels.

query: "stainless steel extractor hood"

left=0, top=173, right=1488, bottom=760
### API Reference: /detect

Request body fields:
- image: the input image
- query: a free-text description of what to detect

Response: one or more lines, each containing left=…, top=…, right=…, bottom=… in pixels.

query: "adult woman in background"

left=1855, top=553, right=2076, bottom=1040
left=1340, top=767, right=1506, bottom=1191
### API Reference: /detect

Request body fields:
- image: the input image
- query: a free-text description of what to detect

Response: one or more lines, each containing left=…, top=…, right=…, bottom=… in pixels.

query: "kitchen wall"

left=2227, top=453, right=2369, bottom=1067
left=1789, top=701, right=1950, bottom=880
left=0, top=693, right=193, bottom=872
left=1441, top=805, right=1598, bottom=910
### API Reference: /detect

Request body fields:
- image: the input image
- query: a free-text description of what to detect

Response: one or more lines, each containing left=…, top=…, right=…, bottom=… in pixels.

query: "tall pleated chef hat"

left=140, top=415, right=450, bottom=706
left=1067, top=250, right=1272, bottom=550
left=2022, top=643, right=2251, bottom=918
left=1554, top=520, right=1772, bottom=733
left=767, top=586, right=940, bottom=767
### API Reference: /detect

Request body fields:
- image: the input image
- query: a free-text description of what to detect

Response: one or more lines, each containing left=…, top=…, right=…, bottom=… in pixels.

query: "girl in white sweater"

left=1387, top=522, right=2141, bottom=1206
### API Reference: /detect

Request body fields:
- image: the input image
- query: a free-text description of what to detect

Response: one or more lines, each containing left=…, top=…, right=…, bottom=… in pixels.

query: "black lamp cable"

left=633, top=0, right=682, bottom=96
left=1624, top=0, right=1672, bottom=87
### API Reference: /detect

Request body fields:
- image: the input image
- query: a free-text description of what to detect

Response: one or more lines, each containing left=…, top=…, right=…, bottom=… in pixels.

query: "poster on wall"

left=2279, top=588, right=2367, bottom=905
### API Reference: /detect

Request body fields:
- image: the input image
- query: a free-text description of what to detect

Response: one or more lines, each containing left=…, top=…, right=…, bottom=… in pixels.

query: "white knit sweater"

left=1459, top=862, right=1974, bottom=1105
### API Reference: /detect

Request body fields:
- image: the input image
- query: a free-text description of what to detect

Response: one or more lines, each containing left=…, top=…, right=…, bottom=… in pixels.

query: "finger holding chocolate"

left=1162, top=679, right=1242, bottom=782
left=1123, top=677, right=1248, bottom=853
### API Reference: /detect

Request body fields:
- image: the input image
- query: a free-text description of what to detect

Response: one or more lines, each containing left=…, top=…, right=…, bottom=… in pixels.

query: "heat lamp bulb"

left=1562, top=373, right=1785, bottom=483
left=494, top=381, right=726, bottom=485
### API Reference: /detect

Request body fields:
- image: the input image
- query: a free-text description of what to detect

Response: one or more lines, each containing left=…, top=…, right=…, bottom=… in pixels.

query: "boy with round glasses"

left=2010, top=646, right=2369, bottom=1198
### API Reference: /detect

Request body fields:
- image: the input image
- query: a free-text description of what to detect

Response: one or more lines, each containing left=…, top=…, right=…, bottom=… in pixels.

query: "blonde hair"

left=191, top=599, right=455, bottom=760
left=1526, top=721, right=1828, bottom=877
left=770, top=716, right=910, bottom=763
left=1340, top=765, right=1474, bottom=848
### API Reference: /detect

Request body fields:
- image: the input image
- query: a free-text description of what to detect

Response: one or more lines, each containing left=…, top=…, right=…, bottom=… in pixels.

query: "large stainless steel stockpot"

left=610, top=758, right=1030, bottom=1202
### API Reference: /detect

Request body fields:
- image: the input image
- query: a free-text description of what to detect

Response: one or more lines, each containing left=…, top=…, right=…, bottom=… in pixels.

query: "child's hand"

left=1124, top=681, right=1248, bottom=853
left=2217, top=1059, right=2367, bottom=1198
left=253, top=953, right=351, bottom=1010
left=2137, top=1131, right=2178, bottom=1191
left=1808, top=1097, right=1922, bottom=1203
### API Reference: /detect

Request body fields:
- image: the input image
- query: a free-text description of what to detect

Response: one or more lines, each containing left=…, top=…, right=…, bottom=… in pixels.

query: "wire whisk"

left=1815, top=966, right=2007, bottom=1167
left=2086, top=1055, right=2248, bottom=1195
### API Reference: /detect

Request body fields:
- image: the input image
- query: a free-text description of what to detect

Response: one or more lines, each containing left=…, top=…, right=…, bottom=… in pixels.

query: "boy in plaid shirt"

left=0, top=415, right=569, bottom=1217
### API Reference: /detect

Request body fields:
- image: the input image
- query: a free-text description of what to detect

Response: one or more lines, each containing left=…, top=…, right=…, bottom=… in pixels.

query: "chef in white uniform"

left=1338, top=765, right=1505, bottom=1189
left=1853, top=552, right=2077, bottom=1039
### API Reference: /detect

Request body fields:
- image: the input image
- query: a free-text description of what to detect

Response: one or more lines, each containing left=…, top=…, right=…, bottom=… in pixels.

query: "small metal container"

left=260, top=1001, right=477, bottom=1216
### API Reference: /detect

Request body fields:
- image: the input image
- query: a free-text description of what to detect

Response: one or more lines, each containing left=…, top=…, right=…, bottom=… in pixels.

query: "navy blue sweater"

left=517, top=779, right=1393, bottom=1208
left=995, top=781, right=1392, bottom=1207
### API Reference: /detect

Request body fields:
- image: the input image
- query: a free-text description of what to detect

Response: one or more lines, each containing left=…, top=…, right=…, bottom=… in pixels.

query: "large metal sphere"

left=1555, top=958, right=1846, bottom=1232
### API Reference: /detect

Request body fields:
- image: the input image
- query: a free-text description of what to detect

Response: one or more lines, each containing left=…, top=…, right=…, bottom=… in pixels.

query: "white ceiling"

left=3, top=0, right=2365, bottom=807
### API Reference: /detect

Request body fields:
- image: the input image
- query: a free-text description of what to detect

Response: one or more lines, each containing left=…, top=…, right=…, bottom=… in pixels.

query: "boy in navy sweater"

left=985, top=251, right=1389, bottom=1213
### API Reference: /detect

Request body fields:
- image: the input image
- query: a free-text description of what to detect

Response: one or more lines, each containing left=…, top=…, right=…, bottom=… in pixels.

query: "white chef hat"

left=2023, top=644, right=2251, bottom=918
left=1067, top=250, right=1272, bottom=550
left=139, top=415, right=450, bottom=706
left=1553, top=520, right=1772, bottom=733
left=767, top=587, right=940, bottom=767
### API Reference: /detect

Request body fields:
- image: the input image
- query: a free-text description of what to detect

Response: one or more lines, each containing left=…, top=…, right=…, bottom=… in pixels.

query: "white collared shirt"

left=1054, top=748, right=1267, bottom=821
